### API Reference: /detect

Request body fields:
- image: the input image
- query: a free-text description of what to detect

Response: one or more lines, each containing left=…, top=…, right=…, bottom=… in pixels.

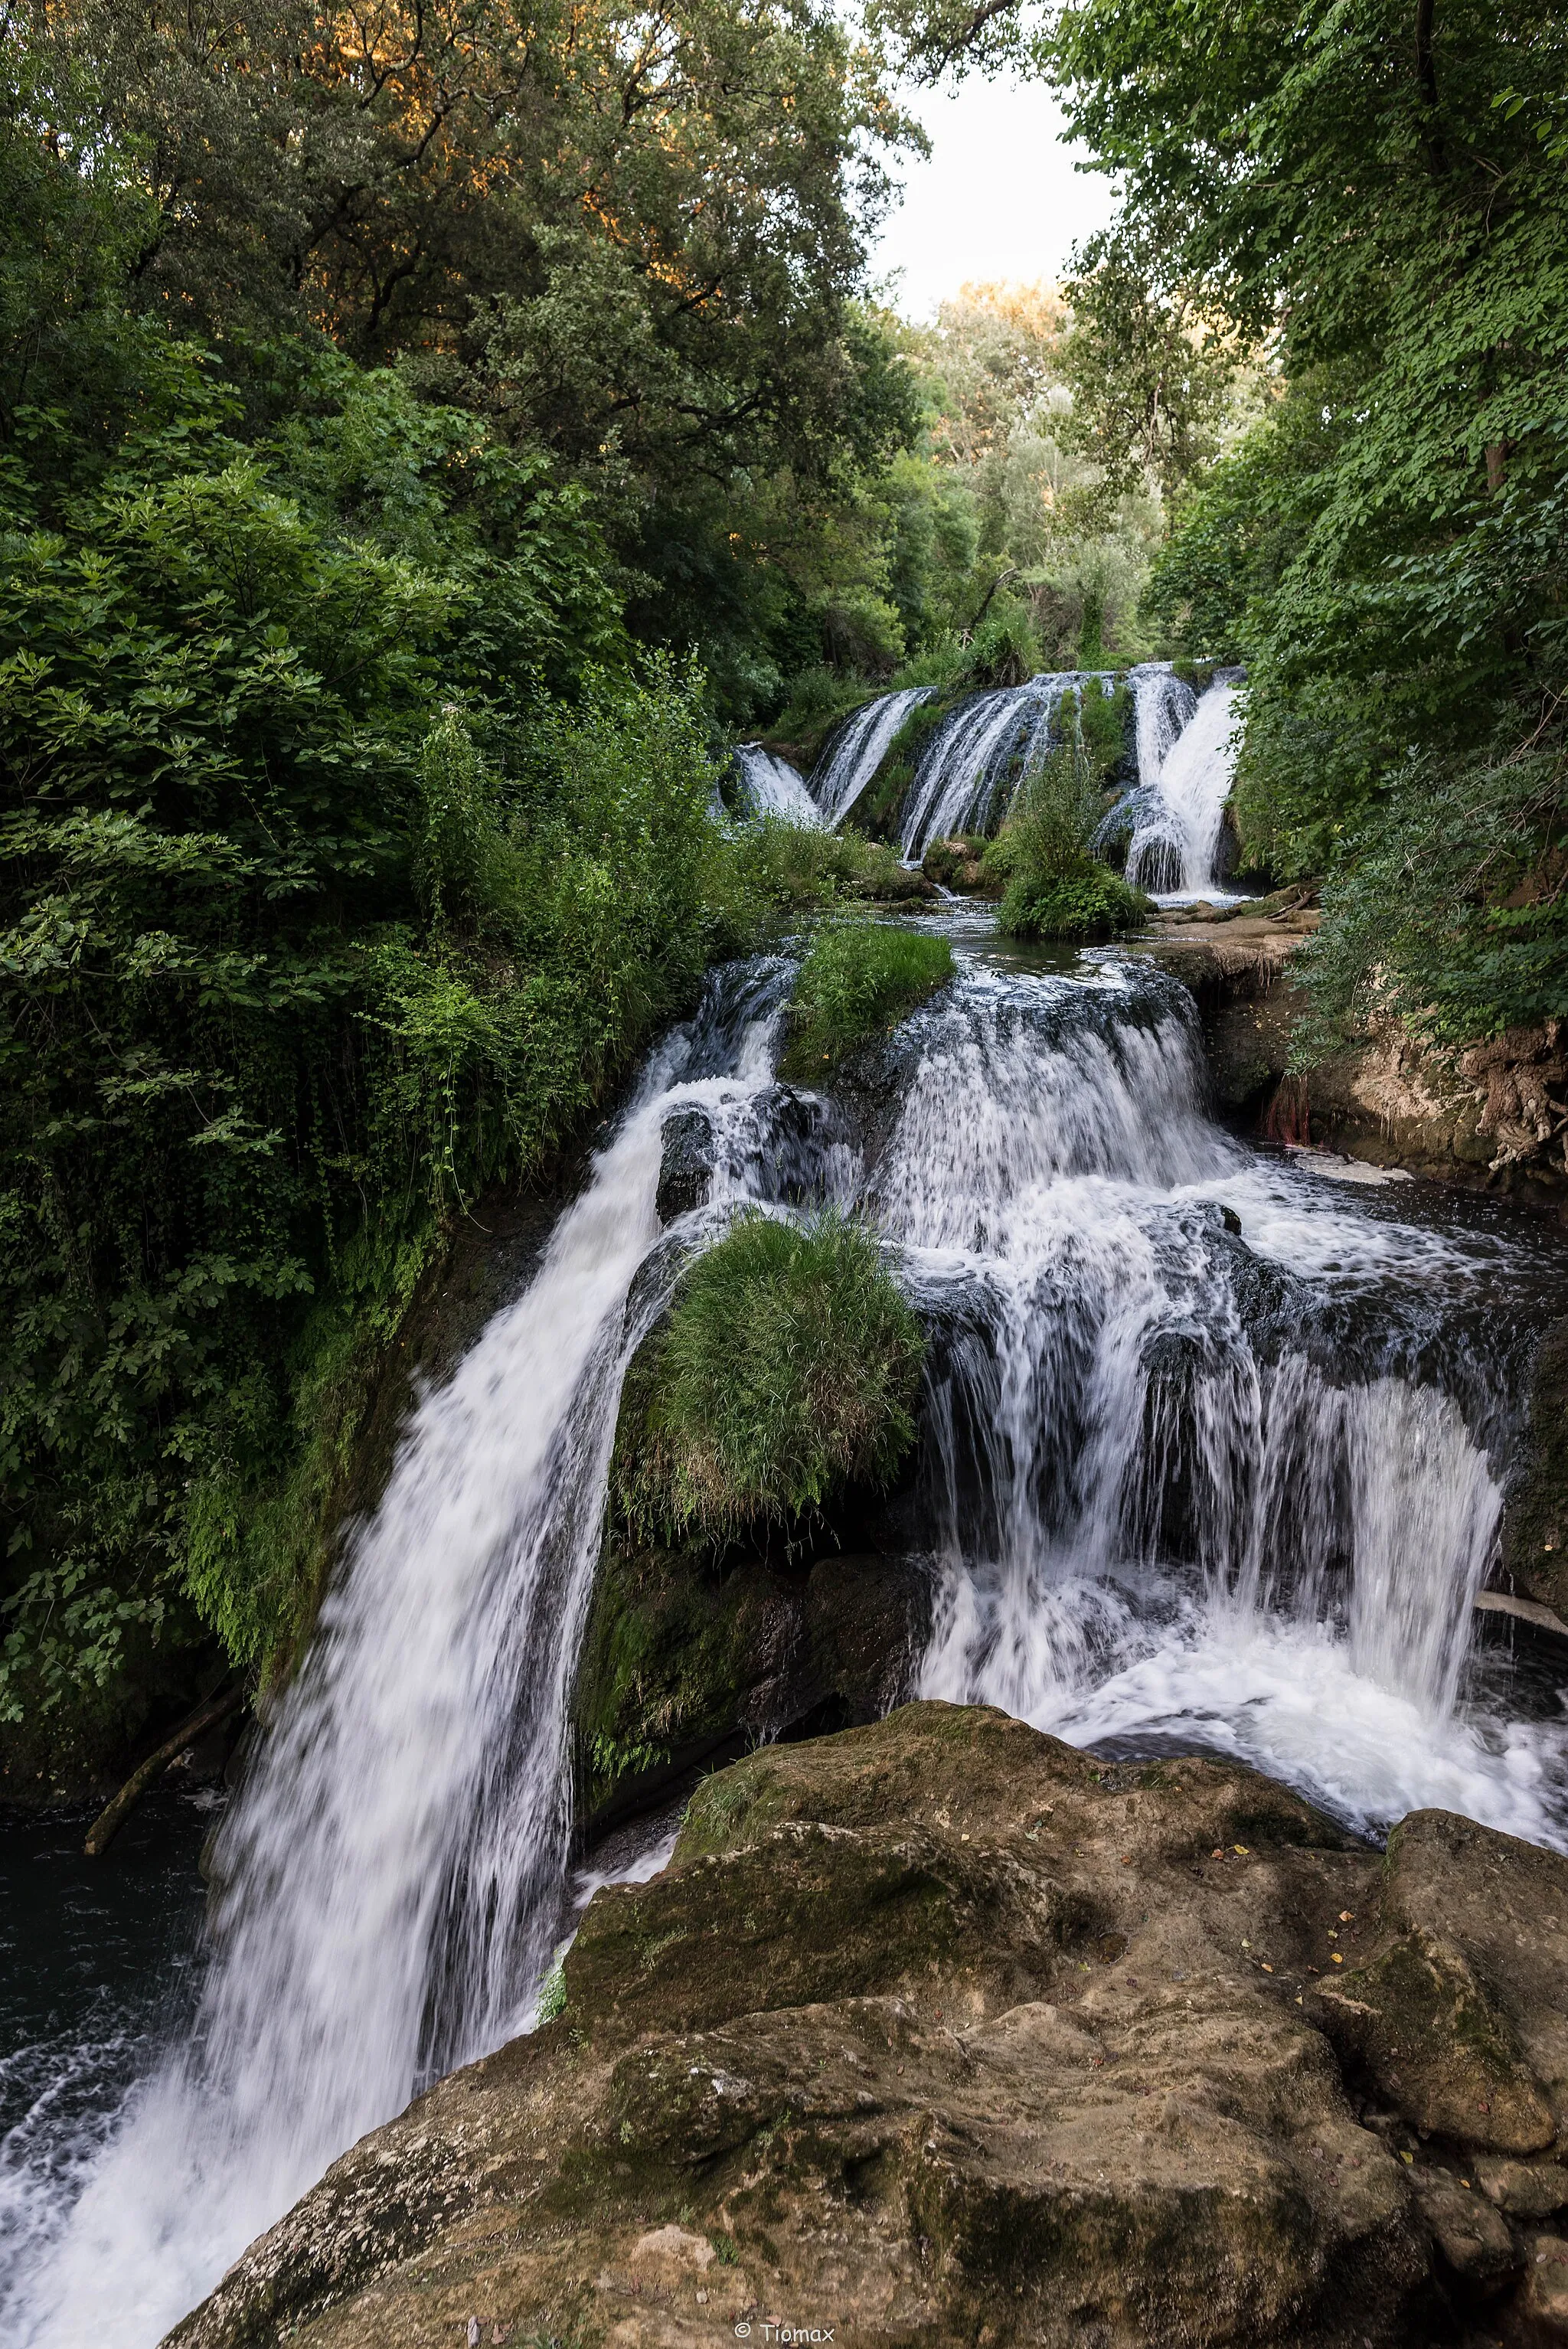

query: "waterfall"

left=808, top=688, right=935, bottom=825
left=876, top=961, right=1563, bottom=1844
left=1124, top=677, right=1242, bottom=896
left=0, top=959, right=816, bottom=2349
left=897, top=673, right=1114, bottom=858
left=1131, top=660, right=1197, bottom=788
left=6, top=939, right=1566, bottom=2347
left=732, top=744, right=822, bottom=827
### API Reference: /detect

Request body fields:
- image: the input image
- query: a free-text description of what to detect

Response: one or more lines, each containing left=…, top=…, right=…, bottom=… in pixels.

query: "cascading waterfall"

left=1131, top=659, right=1197, bottom=789
left=809, top=687, right=936, bottom=825
left=802, top=661, right=1236, bottom=870
left=897, top=672, right=1114, bottom=858
left=0, top=957, right=838, bottom=2349
left=5, top=935, right=1567, bottom=2347
left=1123, top=676, right=1242, bottom=896
left=732, top=743, right=822, bottom=827
left=876, top=960, right=1566, bottom=1842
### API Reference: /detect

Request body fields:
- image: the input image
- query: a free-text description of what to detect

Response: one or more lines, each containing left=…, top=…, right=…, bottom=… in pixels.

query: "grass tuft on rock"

left=781, top=917, right=953, bottom=1076
left=617, top=1210, right=923, bottom=1545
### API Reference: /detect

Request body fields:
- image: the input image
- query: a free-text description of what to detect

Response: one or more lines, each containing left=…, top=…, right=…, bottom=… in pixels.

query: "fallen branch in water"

left=83, top=1684, right=247, bottom=1857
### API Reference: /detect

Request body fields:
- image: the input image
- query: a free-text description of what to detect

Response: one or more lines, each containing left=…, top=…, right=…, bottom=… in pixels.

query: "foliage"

left=998, top=866, right=1148, bottom=943
left=0, top=281, right=727, bottom=1714
left=992, top=728, right=1148, bottom=940
left=781, top=917, right=954, bottom=1073
left=1047, top=0, right=1568, bottom=1041
left=616, top=1209, right=924, bottom=1543
left=718, top=820, right=929, bottom=926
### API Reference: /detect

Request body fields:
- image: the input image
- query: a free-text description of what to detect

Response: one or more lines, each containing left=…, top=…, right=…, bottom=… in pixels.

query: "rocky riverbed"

left=168, top=1702, right=1568, bottom=2349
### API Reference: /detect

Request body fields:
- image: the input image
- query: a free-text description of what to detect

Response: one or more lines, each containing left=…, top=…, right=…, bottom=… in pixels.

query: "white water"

left=6, top=943, right=1566, bottom=2344
left=897, top=673, right=1109, bottom=858
left=1125, top=678, right=1242, bottom=896
left=877, top=962, right=1567, bottom=1847
left=733, top=743, right=822, bottom=826
left=809, top=688, right=935, bottom=825
left=1131, top=661, right=1197, bottom=791
left=0, top=963, right=808, bottom=2349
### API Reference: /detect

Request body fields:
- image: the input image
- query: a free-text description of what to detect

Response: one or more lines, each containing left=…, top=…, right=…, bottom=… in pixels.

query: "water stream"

left=4, top=926, right=1566, bottom=2345
left=732, top=743, right=822, bottom=827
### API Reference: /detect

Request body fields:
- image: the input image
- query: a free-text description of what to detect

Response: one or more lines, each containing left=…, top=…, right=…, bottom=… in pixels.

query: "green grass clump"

left=781, top=918, right=954, bottom=1076
left=721, top=818, right=929, bottom=920
left=619, top=1211, right=924, bottom=1544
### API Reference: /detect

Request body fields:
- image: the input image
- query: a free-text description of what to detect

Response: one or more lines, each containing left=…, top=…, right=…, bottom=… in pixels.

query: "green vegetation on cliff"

left=615, top=1210, right=924, bottom=1546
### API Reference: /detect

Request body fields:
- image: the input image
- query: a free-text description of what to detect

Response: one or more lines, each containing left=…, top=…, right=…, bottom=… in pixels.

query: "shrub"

left=921, top=834, right=991, bottom=889
left=715, top=819, right=929, bottom=932
left=616, top=1210, right=924, bottom=1544
left=998, top=868, right=1149, bottom=941
left=780, top=917, right=954, bottom=1075
left=992, top=733, right=1149, bottom=940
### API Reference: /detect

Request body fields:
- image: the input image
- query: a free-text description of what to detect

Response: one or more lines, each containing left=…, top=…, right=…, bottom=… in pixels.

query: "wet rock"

left=572, top=1541, right=930, bottom=1818
left=1476, top=2155, right=1568, bottom=2218
left=163, top=1705, right=1568, bottom=2349
left=1524, top=2234, right=1568, bottom=2338
left=1501, top=1318, right=1568, bottom=1619
left=1312, top=1810, right=1566, bottom=2154
left=654, top=1105, right=714, bottom=1221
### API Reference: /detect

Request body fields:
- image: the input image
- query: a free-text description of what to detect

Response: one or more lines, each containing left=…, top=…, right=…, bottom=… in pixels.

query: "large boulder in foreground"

left=165, top=1704, right=1568, bottom=2349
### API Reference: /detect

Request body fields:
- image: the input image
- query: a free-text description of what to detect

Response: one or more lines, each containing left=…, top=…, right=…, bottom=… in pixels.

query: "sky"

left=868, top=75, right=1119, bottom=322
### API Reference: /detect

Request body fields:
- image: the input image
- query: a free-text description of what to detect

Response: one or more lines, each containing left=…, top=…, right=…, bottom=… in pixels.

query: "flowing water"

left=1123, top=676, right=1243, bottom=896
left=809, top=688, right=936, bottom=825
left=732, top=743, right=822, bottom=826
left=5, top=929, right=1566, bottom=2346
left=897, top=672, right=1118, bottom=858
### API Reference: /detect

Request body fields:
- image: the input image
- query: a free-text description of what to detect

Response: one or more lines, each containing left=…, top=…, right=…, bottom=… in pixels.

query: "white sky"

left=869, top=75, right=1119, bottom=322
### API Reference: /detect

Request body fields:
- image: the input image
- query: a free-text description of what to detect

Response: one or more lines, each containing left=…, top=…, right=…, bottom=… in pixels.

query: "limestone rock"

left=163, top=1704, right=1568, bottom=2349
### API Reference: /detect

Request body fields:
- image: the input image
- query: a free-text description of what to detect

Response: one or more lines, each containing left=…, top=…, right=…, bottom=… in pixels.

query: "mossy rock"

left=1501, top=1318, right=1568, bottom=1616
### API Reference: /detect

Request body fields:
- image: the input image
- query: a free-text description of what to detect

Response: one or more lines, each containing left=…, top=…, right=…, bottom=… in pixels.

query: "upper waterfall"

left=809, top=686, right=936, bottom=825
left=1123, top=675, right=1243, bottom=896
left=733, top=743, right=822, bottom=826
left=794, top=662, right=1238, bottom=879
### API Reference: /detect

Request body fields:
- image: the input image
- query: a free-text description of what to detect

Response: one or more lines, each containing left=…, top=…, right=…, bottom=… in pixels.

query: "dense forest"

left=1, top=0, right=1563, bottom=1747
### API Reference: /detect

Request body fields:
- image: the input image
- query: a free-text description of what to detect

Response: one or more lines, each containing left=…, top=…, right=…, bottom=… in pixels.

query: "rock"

left=1524, top=2234, right=1568, bottom=2338
left=1476, top=2155, right=1568, bottom=2218
left=572, top=1542, right=929, bottom=1817
left=1312, top=1810, right=1564, bottom=2154
left=1409, top=2168, right=1518, bottom=2288
left=1501, top=1318, right=1568, bottom=1619
left=654, top=1105, right=714, bottom=1221
left=164, top=1704, right=1568, bottom=2349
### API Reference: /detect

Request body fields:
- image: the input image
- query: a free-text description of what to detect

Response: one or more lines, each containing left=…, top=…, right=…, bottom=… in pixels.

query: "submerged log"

left=83, top=1683, right=246, bottom=1857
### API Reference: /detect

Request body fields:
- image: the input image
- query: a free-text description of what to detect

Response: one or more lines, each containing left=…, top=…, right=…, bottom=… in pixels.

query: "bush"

left=991, top=733, right=1149, bottom=940
left=715, top=819, right=930, bottom=933
left=616, top=1210, right=924, bottom=1543
left=998, top=868, right=1149, bottom=942
left=780, top=918, right=954, bottom=1075
left=921, top=834, right=991, bottom=889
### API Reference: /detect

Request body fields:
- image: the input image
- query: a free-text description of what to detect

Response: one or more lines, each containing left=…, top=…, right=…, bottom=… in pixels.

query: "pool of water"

left=0, top=1796, right=211, bottom=2290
